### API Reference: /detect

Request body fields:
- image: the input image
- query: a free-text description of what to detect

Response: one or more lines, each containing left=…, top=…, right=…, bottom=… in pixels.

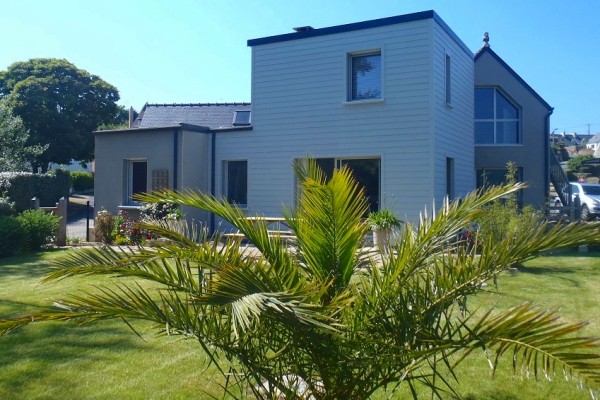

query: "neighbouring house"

left=95, top=10, right=553, bottom=230
left=586, top=133, right=600, bottom=151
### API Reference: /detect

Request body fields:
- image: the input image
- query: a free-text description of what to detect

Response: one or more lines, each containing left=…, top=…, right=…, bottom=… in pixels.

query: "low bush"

left=17, top=210, right=60, bottom=251
left=71, top=171, right=94, bottom=192
left=476, top=162, right=543, bottom=248
left=0, top=215, right=27, bottom=257
left=0, top=197, right=15, bottom=216
left=95, top=210, right=115, bottom=244
left=140, top=202, right=183, bottom=221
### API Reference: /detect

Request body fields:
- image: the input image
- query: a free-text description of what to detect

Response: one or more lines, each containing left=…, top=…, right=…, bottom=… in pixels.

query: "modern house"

left=94, top=10, right=553, bottom=230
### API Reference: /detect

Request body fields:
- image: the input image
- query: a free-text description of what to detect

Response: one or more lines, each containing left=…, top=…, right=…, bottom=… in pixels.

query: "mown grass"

left=1, top=249, right=600, bottom=399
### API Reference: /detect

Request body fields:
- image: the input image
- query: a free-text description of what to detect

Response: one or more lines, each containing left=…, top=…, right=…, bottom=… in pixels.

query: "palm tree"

left=3, top=160, right=600, bottom=399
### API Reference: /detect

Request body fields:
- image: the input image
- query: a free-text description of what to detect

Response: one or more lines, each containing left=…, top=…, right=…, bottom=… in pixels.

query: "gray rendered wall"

left=474, top=50, right=551, bottom=207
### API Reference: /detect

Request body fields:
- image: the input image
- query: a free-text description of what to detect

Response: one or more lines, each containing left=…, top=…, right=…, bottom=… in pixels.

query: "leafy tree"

left=0, top=58, right=120, bottom=172
left=0, top=99, right=45, bottom=171
left=97, top=104, right=131, bottom=131
left=3, top=162, right=600, bottom=399
left=567, top=154, right=593, bottom=174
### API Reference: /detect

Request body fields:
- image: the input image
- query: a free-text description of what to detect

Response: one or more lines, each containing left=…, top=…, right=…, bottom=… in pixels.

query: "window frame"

left=475, top=86, right=522, bottom=145
left=123, top=159, right=147, bottom=206
left=223, top=160, right=248, bottom=208
left=233, top=110, right=251, bottom=126
left=346, top=49, right=383, bottom=103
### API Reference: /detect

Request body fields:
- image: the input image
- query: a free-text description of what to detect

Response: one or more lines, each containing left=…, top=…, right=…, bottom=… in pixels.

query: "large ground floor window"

left=476, top=166, right=523, bottom=205
left=302, top=157, right=381, bottom=212
left=224, top=160, right=248, bottom=207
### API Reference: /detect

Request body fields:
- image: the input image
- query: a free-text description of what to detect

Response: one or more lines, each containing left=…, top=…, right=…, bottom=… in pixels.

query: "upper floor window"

left=445, top=54, right=451, bottom=105
left=475, top=87, right=520, bottom=144
left=348, top=51, right=381, bottom=101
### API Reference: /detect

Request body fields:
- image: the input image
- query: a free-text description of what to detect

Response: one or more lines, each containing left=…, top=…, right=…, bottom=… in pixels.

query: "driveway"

left=67, top=194, right=94, bottom=240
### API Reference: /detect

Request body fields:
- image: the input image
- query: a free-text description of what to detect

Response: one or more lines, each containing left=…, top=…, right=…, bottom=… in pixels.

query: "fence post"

left=574, top=195, right=581, bottom=220
left=86, top=201, right=90, bottom=242
left=56, top=197, right=67, bottom=246
left=31, top=197, right=40, bottom=210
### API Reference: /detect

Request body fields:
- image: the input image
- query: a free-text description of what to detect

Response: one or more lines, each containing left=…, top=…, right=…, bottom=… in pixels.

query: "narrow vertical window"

left=446, top=157, right=455, bottom=199
left=445, top=54, right=452, bottom=104
left=224, top=160, right=248, bottom=207
left=124, top=160, right=147, bottom=204
left=348, top=51, right=381, bottom=101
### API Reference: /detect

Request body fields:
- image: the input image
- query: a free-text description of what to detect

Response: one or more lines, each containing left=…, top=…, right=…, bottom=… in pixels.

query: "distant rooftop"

left=133, top=103, right=251, bottom=130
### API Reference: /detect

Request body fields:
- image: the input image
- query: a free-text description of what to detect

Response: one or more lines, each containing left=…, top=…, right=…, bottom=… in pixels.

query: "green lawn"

left=1, top=249, right=599, bottom=399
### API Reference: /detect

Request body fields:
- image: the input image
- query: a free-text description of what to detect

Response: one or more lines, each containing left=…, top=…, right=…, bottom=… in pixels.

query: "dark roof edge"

left=94, top=123, right=212, bottom=135
left=145, top=102, right=251, bottom=107
left=247, top=10, right=472, bottom=58
left=475, top=47, right=553, bottom=111
left=213, top=126, right=254, bottom=133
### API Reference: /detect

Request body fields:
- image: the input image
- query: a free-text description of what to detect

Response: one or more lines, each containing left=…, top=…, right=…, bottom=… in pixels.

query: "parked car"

left=568, top=182, right=600, bottom=220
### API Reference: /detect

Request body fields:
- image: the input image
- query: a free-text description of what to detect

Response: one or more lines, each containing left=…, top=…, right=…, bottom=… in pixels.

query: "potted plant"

left=367, top=209, right=402, bottom=249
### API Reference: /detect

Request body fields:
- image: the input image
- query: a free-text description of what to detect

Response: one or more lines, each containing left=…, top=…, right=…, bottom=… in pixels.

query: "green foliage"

left=0, top=98, right=45, bottom=172
left=140, top=202, right=183, bottom=221
left=17, top=209, right=59, bottom=251
left=0, top=170, right=70, bottom=212
left=366, top=209, right=402, bottom=230
left=477, top=161, right=543, bottom=246
left=0, top=196, right=15, bottom=216
left=70, top=171, right=94, bottom=192
left=94, top=210, right=115, bottom=244
left=567, top=154, right=593, bottom=173
left=4, top=161, right=600, bottom=398
left=0, top=215, right=27, bottom=257
left=0, top=58, right=120, bottom=172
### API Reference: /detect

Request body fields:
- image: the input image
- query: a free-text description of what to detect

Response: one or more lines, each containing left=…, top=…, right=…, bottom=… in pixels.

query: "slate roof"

left=133, top=103, right=251, bottom=130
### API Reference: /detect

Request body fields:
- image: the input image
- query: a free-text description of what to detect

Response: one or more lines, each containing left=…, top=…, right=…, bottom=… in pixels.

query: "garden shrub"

left=71, top=171, right=94, bottom=192
left=0, top=196, right=15, bottom=216
left=140, top=202, right=183, bottom=221
left=476, top=162, right=543, bottom=247
left=17, top=209, right=60, bottom=251
left=0, top=215, right=27, bottom=257
left=95, top=210, right=115, bottom=244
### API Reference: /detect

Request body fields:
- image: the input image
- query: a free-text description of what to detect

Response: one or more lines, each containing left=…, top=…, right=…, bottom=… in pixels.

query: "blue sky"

left=1, top=0, right=599, bottom=134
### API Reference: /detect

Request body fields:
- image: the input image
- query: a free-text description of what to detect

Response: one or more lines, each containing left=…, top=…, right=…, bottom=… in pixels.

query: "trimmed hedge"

left=0, top=216, right=28, bottom=257
left=71, top=171, right=94, bottom=192
left=0, top=169, right=71, bottom=212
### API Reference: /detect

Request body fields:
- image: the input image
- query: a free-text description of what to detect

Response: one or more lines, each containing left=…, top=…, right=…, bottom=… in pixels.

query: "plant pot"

left=373, top=228, right=391, bottom=249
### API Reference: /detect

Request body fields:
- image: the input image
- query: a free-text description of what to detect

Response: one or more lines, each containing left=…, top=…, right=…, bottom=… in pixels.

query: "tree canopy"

left=0, top=99, right=45, bottom=172
left=0, top=58, right=120, bottom=172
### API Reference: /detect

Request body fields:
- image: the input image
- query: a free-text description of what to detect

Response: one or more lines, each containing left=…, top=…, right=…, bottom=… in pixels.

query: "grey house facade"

left=474, top=43, right=553, bottom=207
left=94, top=11, right=551, bottom=229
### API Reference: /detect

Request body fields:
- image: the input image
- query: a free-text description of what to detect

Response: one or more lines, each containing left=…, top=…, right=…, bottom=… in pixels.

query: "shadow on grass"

left=461, top=392, right=518, bottom=400
left=0, top=249, right=69, bottom=279
left=0, top=320, right=148, bottom=396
